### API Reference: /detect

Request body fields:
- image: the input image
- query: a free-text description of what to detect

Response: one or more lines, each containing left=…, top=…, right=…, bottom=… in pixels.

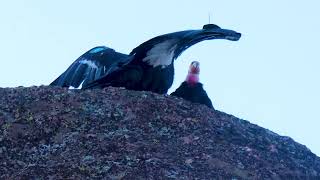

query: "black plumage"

left=50, top=46, right=132, bottom=88
left=171, top=61, right=214, bottom=109
left=50, top=24, right=241, bottom=94
left=171, top=82, right=214, bottom=109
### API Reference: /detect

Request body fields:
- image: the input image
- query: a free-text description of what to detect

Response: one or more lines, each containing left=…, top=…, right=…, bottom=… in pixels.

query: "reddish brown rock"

left=0, top=86, right=319, bottom=179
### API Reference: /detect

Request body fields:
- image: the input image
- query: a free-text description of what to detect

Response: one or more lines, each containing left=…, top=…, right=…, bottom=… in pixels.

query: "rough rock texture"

left=0, top=86, right=319, bottom=179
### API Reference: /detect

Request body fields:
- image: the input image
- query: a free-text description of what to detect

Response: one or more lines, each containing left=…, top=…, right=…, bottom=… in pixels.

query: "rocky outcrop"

left=0, top=86, right=319, bottom=179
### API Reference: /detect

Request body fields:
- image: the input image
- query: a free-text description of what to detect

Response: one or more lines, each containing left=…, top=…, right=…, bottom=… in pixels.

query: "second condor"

left=171, top=61, right=214, bottom=109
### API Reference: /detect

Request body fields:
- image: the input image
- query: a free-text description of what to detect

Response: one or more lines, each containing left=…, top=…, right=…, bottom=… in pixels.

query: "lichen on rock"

left=0, top=86, right=319, bottom=179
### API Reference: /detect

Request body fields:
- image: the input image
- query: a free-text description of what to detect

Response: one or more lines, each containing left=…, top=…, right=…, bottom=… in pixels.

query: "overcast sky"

left=1, top=1, right=319, bottom=155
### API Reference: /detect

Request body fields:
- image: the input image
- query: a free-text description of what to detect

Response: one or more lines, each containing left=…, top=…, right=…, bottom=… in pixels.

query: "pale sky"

left=1, top=1, right=319, bottom=156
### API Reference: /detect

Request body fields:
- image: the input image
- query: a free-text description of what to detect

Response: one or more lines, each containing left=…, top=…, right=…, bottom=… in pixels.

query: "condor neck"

left=186, top=73, right=199, bottom=85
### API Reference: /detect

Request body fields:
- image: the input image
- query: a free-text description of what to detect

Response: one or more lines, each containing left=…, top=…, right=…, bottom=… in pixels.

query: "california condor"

left=171, top=61, right=214, bottom=109
left=50, top=24, right=241, bottom=94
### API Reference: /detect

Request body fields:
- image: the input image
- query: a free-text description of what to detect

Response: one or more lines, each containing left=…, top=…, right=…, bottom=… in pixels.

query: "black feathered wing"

left=50, top=46, right=132, bottom=88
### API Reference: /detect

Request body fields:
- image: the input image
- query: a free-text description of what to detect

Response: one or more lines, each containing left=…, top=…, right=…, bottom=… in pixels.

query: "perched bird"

left=171, top=61, right=214, bottom=109
left=50, top=24, right=241, bottom=94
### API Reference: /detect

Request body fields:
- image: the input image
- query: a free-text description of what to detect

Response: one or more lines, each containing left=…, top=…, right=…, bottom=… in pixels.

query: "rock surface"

left=0, top=86, right=319, bottom=179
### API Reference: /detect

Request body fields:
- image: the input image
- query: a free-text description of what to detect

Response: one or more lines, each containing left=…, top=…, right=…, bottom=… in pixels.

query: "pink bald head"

left=186, top=61, right=200, bottom=85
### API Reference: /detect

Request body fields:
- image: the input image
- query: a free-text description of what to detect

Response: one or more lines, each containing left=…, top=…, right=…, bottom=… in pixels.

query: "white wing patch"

left=142, top=40, right=178, bottom=68
left=79, top=59, right=98, bottom=69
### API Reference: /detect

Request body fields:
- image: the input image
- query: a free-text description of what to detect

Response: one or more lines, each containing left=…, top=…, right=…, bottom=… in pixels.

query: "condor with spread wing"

left=50, top=24, right=241, bottom=94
